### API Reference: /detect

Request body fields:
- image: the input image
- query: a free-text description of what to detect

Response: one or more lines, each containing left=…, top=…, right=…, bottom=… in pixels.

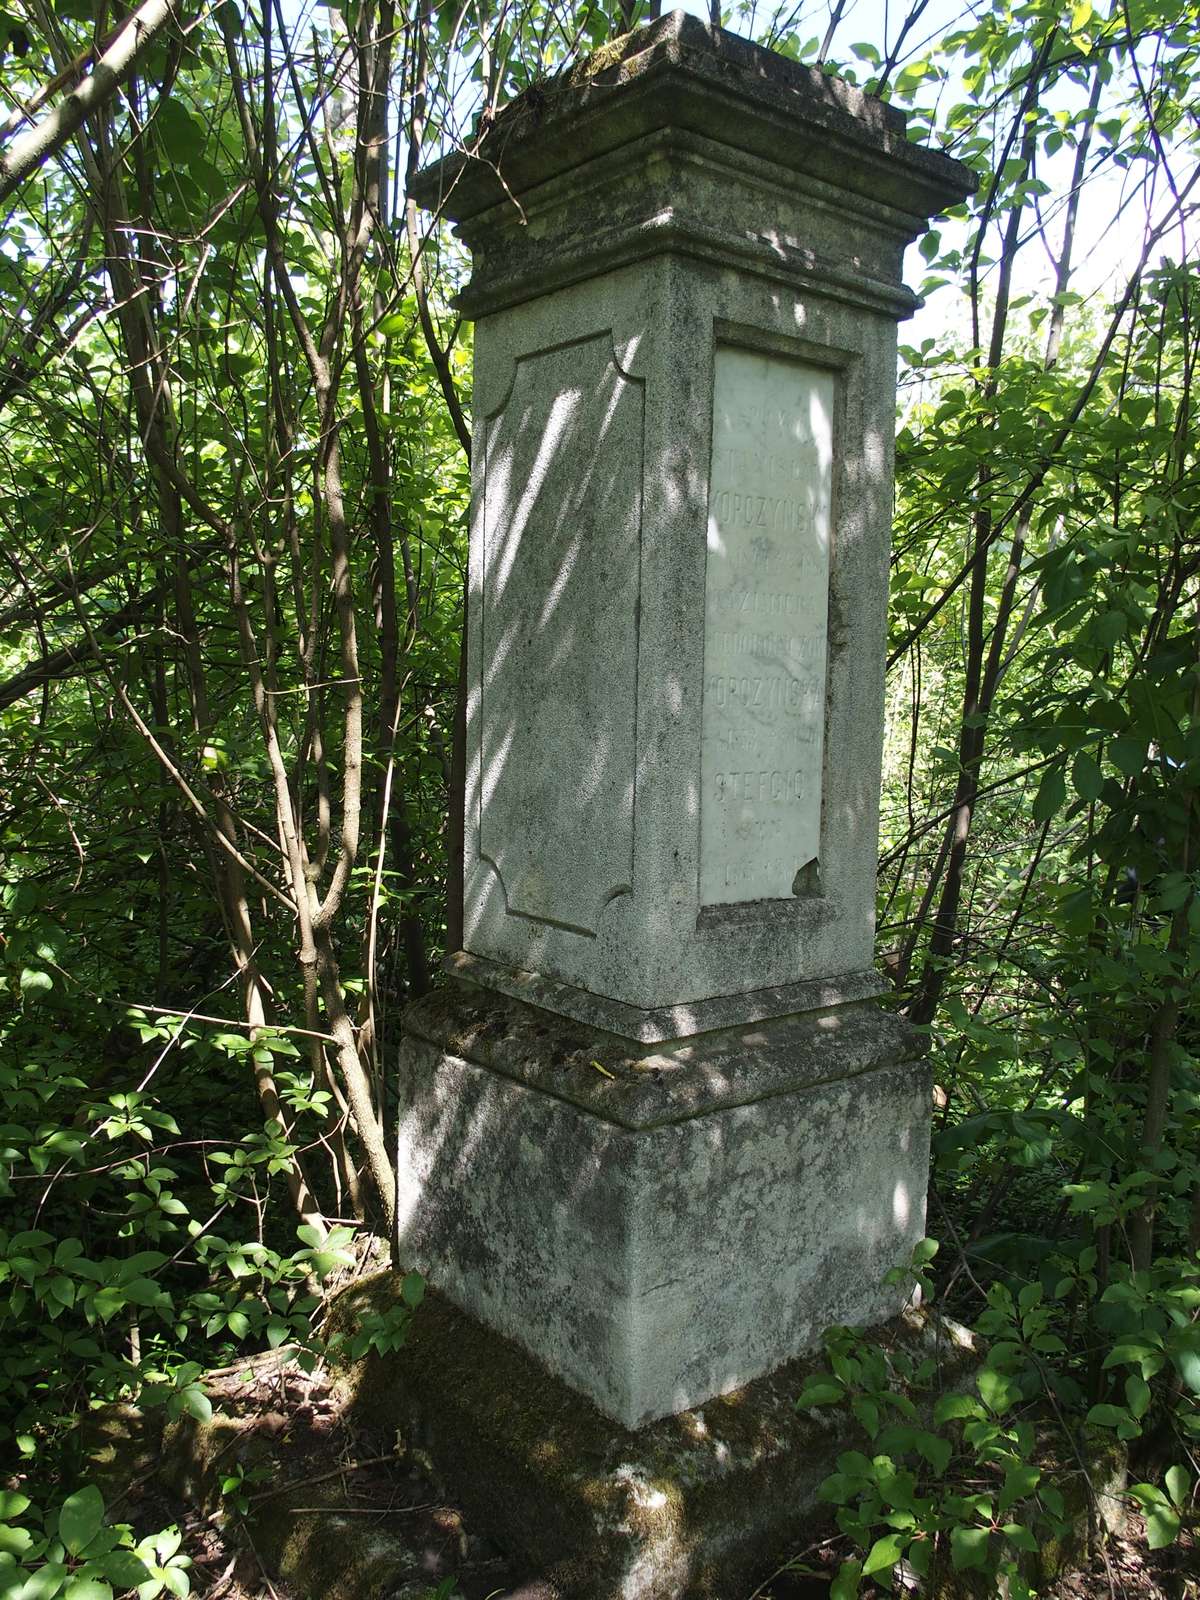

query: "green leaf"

left=999, top=1463, right=1040, bottom=1513
left=1071, top=751, right=1103, bottom=802
left=934, top=1393, right=983, bottom=1424
left=1170, top=1346, right=1200, bottom=1395
left=400, top=1271, right=425, bottom=1310
left=20, top=1564, right=68, bottom=1599
left=978, top=1368, right=1020, bottom=1414
left=796, top=1379, right=844, bottom=1408
left=98, top=1552, right=152, bottom=1587
left=19, top=967, right=53, bottom=997
left=0, top=1495, right=30, bottom=1519
left=58, top=1485, right=105, bottom=1557
left=950, top=1524, right=991, bottom=1571
left=1145, top=1504, right=1180, bottom=1549
left=0, top=1525, right=33, bottom=1557
left=829, top=1558, right=863, bottom=1600
left=1110, top=734, right=1145, bottom=775
left=851, top=1397, right=879, bottom=1437
left=915, top=1430, right=952, bottom=1475
left=64, top=1579, right=113, bottom=1600
left=1003, top=1522, right=1039, bottom=1553
left=1125, top=1374, right=1151, bottom=1419
left=180, top=1386, right=212, bottom=1423
left=863, top=1532, right=904, bottom=1576
left=160, top=1567, right=190, bottom=1599
left=1032, top=765, right=1066, bottom=825
left=1087, top=1404, right=1127, bottom=1429
left=1164, top=1465, right=1189, bottom=1509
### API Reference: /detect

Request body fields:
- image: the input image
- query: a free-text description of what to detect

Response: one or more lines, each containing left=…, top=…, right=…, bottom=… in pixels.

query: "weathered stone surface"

left=413, top=13, right=976, bottom=1034
left=397, top=980, right=928, bottom=1428
left=446, top=947, right=887, bottom=1045
left=701, top=346, right=833, bottom=906
left=330, top=1273, right=980, bottom=1600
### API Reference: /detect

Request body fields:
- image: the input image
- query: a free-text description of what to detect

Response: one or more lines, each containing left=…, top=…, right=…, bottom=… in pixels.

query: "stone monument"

left=401, top=12, right=974, bottom=1441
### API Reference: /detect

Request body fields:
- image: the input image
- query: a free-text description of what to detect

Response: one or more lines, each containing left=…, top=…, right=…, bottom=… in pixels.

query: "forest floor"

left=115, top=1354, right=1198, bottom=1600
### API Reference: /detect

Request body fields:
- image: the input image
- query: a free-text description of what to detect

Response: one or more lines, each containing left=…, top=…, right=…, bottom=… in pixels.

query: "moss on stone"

left=321, top=1274, right=980, bottom=1598
left=78, top=1403, right=164, bottom=1508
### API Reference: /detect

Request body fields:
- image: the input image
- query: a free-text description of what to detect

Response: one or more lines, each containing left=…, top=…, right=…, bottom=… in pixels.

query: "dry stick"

left=908, top=64, right=1117, bottom=1026
left=1128, top=600, right=1200, bottom=1270
left=82, top=95, right=325, bottom=1233
left=817, top=0, right=847, bottom=63
left=0, top=0, right=185, bottom=204
left=222, top=6, right=396, bottom=1230
left=405, top=0, right=473, bottom=952
left=876, top=0, right=932, bottom=93
left=256, top=17, right=363, bottom=1225
left=887, top=165, right=1200, bottom=676
left=914, top=75, right=1100, bottom=1009
left=348, top=3, right=432, bottom=1061
left=247, top=1454, right=401, bottom=1505
left=60, top=570, right=290, bottom=911
left=128, top=1002, right=341, bottom=1045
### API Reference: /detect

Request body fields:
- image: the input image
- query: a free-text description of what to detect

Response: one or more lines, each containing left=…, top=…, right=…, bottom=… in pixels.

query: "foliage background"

left=0, top=0, right=1197, bottom=1591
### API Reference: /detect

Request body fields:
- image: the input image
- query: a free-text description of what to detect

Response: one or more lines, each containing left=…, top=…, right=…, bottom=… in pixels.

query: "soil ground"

left=108, top=1352, right=1198, bottom=1600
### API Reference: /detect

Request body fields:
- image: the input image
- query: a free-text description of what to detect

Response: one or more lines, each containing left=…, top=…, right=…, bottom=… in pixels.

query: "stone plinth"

left=397, top=981, right=929, bottom=1429
left=412, top=11, right=974, bottom=1034
left=329, top=1272, right=980, bottom=1600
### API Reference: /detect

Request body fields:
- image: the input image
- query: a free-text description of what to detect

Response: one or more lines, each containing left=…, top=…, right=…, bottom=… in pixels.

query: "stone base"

left=396, top=980, right=929, bottom=1429
left=329, top=1274, right=978, bottom=1600
left=446, top=948, right=889, bottom=1042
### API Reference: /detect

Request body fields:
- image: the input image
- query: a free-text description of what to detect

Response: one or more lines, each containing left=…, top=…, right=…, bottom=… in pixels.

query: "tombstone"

left=402, top=12, right=974, bottom=1439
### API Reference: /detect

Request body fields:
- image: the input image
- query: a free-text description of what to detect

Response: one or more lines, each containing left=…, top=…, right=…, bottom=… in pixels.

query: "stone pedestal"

left=402, top=11, right=974, bottom=1435
left=398, top=983, right=929, bottom=1429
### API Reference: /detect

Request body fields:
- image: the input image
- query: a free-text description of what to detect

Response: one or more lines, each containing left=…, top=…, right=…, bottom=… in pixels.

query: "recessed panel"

left=479, top=333, right=643, bottom=935
left=701, top=346, right=834, bottom=906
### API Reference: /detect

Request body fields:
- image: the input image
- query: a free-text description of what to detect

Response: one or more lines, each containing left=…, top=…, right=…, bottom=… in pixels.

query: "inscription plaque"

left=700, top=346, right=834, bottom=906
